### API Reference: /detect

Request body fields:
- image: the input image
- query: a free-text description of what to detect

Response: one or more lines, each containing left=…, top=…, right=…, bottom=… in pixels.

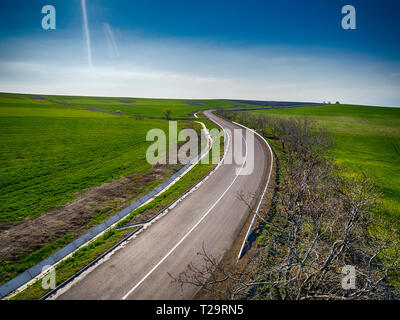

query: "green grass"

left=252, top=104, right=400, bottom=224
left=11, top=229, right=130, bottom=300
left=0, top=92, right=247, bottom=222
left=0, top=93, right=177, bottom=222
left=40, top=94, right=258, bottom=118
left=0, top=91, right=212, bottom=287
left=0, top=92, right=225, bottom=297
left=117, top=117, right=223, bottom=227
left=0, top=233, right=76, bottom=287
left=9, top=118, right=224, bottom=300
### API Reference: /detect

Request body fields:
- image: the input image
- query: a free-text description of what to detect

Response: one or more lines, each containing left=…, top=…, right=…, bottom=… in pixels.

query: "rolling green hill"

left=0, top=93, right=177, bottom=222
left=0, top=92, right=231, bottom=287
left=252, top=104, right=400, bottom=224
left=0, top=92, right=251, bottom=223
left=40, top=94, right=255, bottom=118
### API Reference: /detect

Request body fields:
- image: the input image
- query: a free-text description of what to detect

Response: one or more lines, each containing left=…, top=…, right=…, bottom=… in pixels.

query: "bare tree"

left=173, top=111, right=400, bottom=300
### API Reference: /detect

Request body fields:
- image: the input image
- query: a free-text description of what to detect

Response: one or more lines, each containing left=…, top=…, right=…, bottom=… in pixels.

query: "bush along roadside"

left=174, top=110, right=400, bottom=300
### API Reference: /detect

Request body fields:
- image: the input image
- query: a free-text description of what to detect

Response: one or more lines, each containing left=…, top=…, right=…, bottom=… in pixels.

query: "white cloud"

left=0, top=35, right=399, bottom=106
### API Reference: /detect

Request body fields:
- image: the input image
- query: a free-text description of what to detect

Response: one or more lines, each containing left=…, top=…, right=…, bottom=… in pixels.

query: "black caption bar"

left=1, top=300, right=399, bottom=319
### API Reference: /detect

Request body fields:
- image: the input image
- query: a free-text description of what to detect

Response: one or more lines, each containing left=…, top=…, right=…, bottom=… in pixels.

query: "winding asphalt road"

left=52, top=111, right=271, bottom=300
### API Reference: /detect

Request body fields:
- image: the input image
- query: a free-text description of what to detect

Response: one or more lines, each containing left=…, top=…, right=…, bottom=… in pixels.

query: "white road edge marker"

left=232, top=121, right=274, bottom=261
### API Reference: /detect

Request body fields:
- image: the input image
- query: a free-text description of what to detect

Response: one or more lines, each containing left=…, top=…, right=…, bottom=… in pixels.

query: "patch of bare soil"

left=119, top=100, right=136, bottom=104
left=30, top=96, right=46, bottom=100
left=0, top=164, right=179, bottom=264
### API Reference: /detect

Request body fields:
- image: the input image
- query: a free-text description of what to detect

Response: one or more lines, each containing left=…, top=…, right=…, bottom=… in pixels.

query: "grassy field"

left=0, top=92, right=239, bottom=223
left=252, top=104, right=400, bottom=224
left=39, top=94, right=257, bottom=118
left=0, top=93, right=177, bottom=222
left=9, top=114, right=224, bottom=300
left=11, top=154, right=221, bottom=300
left=0, top=92, right=228, bottom=292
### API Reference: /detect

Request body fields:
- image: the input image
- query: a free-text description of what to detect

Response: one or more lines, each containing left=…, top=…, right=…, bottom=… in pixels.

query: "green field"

left=0, top=93, right=176, bottom=222
left=252, top=104, right=400, bottom=224
left=42, top=94, right=255, bottom=118
left=3, top=92, right=398, bottom=296
left=0, top=92, right=256, bottom=223
left=4, top=95, right=397, bottom=224
left=0, top=91, right=227, bottom=290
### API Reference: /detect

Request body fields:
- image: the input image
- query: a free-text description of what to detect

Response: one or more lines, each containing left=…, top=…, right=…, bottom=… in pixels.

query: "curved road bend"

left=53, top=111, right=272, bottom=300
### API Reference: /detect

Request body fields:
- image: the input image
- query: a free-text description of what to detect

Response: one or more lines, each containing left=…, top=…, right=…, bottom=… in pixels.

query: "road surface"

left=53, top=111, right=271, bottom=300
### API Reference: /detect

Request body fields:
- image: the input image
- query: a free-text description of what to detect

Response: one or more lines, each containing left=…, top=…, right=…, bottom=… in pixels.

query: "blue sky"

left=0, top=0, right=399, bottom=106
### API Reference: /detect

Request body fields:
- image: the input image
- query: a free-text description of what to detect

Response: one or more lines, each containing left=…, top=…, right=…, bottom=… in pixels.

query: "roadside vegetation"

left=8, top=113, right=225, bottom=300
left=175, top=109, right=400, bottom=300
left=0, top=92, right=228, bottom=290
left=116, top=118, right=224, bottom=229
left=251, top=104, right=400, bottom=226
left=0, top=92, right=183, bottom=286
left=10, top=158, right=219, bottom=300
left=11, top=228, right=131, bottom=300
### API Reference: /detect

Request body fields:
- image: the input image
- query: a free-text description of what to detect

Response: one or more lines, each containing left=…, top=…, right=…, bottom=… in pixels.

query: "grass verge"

left=252, top=104, right=400, bottom=226
left=9, top=118, right=224, bottom=300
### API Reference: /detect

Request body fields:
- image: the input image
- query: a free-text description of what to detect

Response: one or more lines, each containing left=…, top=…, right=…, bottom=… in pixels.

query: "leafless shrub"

left=175, top=111, right=400, bottom=300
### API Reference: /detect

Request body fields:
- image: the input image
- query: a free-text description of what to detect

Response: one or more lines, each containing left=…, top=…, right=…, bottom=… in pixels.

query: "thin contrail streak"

left=81, top=0, right=92, bottom=69
left=103, top=23, right=119, bottom=58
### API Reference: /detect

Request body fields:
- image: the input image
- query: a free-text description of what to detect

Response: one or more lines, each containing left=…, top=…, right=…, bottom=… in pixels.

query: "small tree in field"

left=163, top=109, right=172, bottom=119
